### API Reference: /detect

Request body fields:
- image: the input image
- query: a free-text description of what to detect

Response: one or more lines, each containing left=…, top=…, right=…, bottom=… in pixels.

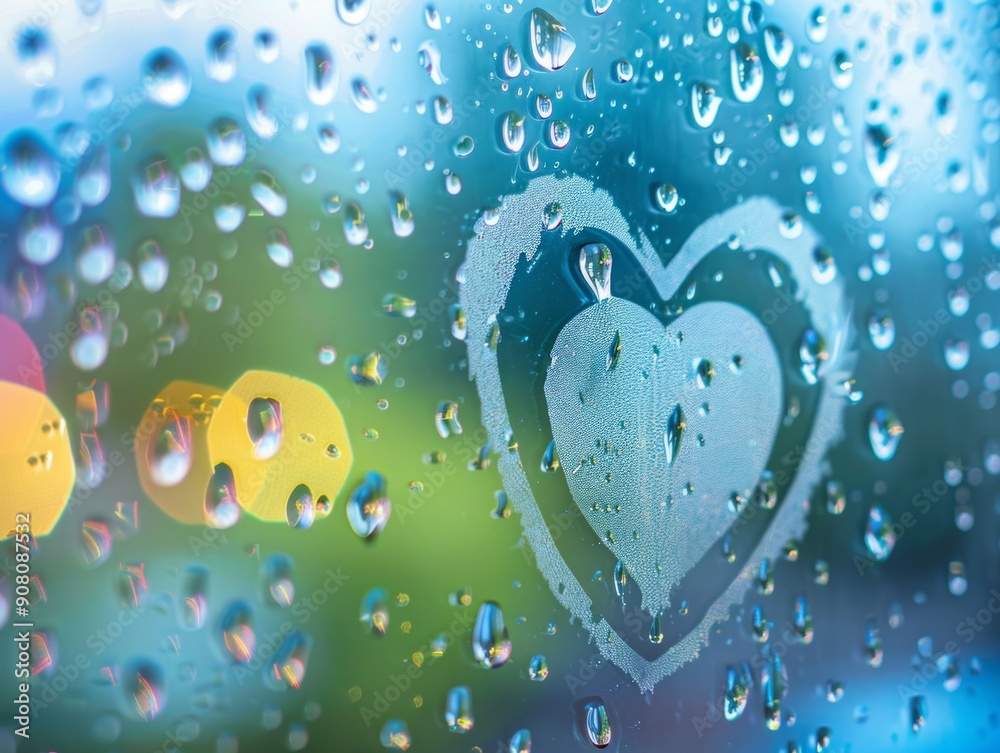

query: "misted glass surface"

left=0, top=0, right=998, bottom=752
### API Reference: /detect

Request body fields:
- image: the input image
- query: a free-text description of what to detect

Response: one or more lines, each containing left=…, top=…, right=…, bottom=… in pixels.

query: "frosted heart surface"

left=545, top=299, right=782, bottom=619
left=460, top=174, right=849, bottom=690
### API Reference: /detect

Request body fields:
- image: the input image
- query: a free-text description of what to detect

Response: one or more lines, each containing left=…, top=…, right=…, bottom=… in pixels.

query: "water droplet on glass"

left=247, top=397, right=282, bottom=460
left=141, top=48, right=190, bottom=107
left=578, top=242, right=613, bottom=301
left=286, top=483, right=316, bottom=530
left=221, top=601, right=255, bottom=663
left=2, top=130, right=59, bottom=208
left=730, top=43, right=763, bottom=104
left=304, top=43, right=337, bottom=105
left=583, top=700, right=611, bottom=748
left=361, top=587, right=389, bottom=635
left=445, top=685, right=473, bottom=732
left=864, top=505, right=896, bottom=561
left=528, top=8, right=576, bottom=71
left=347, top=471, right=390, bottom=538
left=472, top=601, right=512, bottom=668
left=868, top=405, right=903, bottom=461
left=133, top=154, right=180, bottom=218
left=664, top=403, right=684, bottom=466
left=205, top=462, right=240, bottom=529
left=691, top=83, right=722, bottom=128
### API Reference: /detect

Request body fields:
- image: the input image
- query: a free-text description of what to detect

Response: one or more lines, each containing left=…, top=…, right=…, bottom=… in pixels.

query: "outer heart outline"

left=460, top=175, right=852, bottom=691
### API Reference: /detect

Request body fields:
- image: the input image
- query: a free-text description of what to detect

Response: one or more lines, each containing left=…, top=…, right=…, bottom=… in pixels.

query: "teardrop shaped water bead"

left=799, top=328, right=828, bottom=385
left=500, top=112, right=526, bottom=153
left=206, top=28, right=237, bottom=82
left=265, top=631, right=311, bottom=690
left=303, top=43, right=337, bottom=105
left=528, top=654, right=548, bottom=681
left=541, top=439, right=560, bottom=472
left=691, top=83, right=722, bottom=128
left=864, top=505, right=896, bottom=560
left=247, top=397, right=282, bottom=460
left=123, top=658, right=167, bottom=720
left=76, top=144, right=111, bottom=207
left=578, top=242, right=613, bottom=300
left=250, top=170, right=287, bottom=216
left=149, top=413, right=193, bottom=486
left=864, top=125, right=899, bottom=187
left=509, top=729, right=532, bottom=753
left=207, top=118, right=246, bottom=166
left=868, top=405, right=903, bottom=461
left=528, top=8, right=576, bottom=71
left=763, top=26, right=793, bottom=69
left=16, top=26, right=58, bottom=85
left=336, top=0, right=371, bottom=25
left=220, top=601, right=256, bottom=664
left=724, top=665, right=749, bottom=720
left=17, top=208, right=62, bottom=265
left=141, top=48, right=190, bottom=107
left=179, top=566, right=209, bottom=630
left=286, top=483, right=316, bottom=529
left=761, top=653, right=785, bottom=730
left=263, top=553, right=295, bottom=606
left=361, top=587, right=389, bottom=635
left=583, top=700, right=611, bottom=748
left=664, top=403, right=684, bottom=466
left=205, top=462, right=241, bottom=529
left=1, top=130, right=60, bottom=208
left=471, top=601, right=512, bottom=668
left=133, top=154, right=180, bottom=218
left=445, top=685, right=474, bottom=733
left=347, top=471, right=390, bottom=538
left=581, top=67, right=597, bottom=100
left=730, top=43, right=763, bottom=104
left=246, top=84, right=279, bottom=139
left=868, top=310, right=895, bottom=350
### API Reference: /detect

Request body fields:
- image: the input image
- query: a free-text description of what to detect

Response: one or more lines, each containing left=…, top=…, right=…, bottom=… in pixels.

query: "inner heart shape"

left=545, top=298, right=782, bottom=620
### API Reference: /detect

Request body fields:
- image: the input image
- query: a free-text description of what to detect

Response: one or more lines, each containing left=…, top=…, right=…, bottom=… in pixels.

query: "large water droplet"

left=123, top=658, right=166, bottom=720
left=799, top=329, right=828, bottom=385
left=724, top=665, right=750, bottom=720
left=361, top=587, right=389, bottom=635
left=664, top=403, right=684, bottom=466
left=265, top=631, right=310, bottom=690
left=220, top=600, right=256, bottom=664
left=179, top=566, right=208, bottom=630
left=578, top=242, right=613, bottom=301
left=528, top=8, right=576, bottom=71
left=247, top=397, right=282, bottom=460
left=16, top=26, right=57, bottom=85
left=347, top=471, right=390, bottom=538
left=141, top=48, right=190, bottom=107
left=336, top=0, right=371, bottom=25
left=472, top=601, right=512, bottom=668
left=445, top=685, right=474, bottom=733
left=864, top=505, right=896, bottom=560
left=730, top=43, right=763, bottom=104
left=304, top=43, right=337, bottom=105
left=1, top=130, right=59, bottom=208
left=250, top=170, right=287, bottom=216
left=868, top=405, right=903, bottom=461
left=691, top=83, right=722, bottom=128
left=205, top=462, right=240, bottom=529
left=206, top=28, right=238, bottom=82
left=76, top=144, right=111, bottom=207
left=583, top=700, right=611, bottom=748
left=286, top=483, right=316, bottom=530
left=207, top=118, right=246, bottom=166
left=149, top=413, right=193, bottom=486
left=133, top=154, right=180, bottom=218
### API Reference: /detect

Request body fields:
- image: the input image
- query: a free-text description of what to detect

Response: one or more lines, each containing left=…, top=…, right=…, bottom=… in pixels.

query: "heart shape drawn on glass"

left=460, top=175, right=853, bottom=691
